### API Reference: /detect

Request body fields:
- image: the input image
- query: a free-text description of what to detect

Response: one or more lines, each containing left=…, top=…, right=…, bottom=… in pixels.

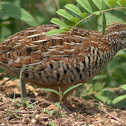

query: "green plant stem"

left=71, top=7, right=126, bottom=30
left=71, top=14, right=93, bottom=29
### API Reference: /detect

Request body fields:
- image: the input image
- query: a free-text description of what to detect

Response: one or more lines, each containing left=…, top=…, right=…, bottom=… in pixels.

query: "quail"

left=0, top=23, right=126, bottom=101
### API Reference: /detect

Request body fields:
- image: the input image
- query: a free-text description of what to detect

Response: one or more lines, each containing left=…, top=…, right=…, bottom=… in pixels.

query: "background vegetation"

left=0, top=0, right=126, bottom=109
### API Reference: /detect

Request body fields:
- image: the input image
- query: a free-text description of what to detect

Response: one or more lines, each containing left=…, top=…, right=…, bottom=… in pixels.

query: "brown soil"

left=0, top=77, right=126, bottom=126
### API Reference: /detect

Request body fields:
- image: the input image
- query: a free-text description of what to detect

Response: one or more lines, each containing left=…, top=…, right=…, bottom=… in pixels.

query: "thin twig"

left=99, top=102, right=125, bottom=125
left=60, top=103, right=72, bottom=114
left=101, top=110, right=125, bottom=125
left=92, top=119, right=107, bottom=125
left=50, top=0, right=62, bottom=19
left=50, top=0, right=59, bottom=10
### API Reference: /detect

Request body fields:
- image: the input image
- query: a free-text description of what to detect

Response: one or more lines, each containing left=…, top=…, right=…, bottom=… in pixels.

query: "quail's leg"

left=21, top=81, right=27, bottom=98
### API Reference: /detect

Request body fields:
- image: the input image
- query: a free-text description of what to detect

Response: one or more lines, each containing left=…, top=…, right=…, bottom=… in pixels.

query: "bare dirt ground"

left=0, top=77, right=126, bottom=126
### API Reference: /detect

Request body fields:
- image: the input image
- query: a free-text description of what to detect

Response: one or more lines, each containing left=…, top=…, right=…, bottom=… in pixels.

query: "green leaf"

left=95, top=90, right=113, bottom=104
left=119, top=0, right=126, bottom=7
left=112, top=95, right=126, bottom=104
left=40, top=88, right=60, bottom=95
left=102, top=12, right=106, bottom=36
left=76, top=0, right=92, bottom=13
left=93, top=11, right=101, bottom=15
left=0, top=2, right=39, bottom=26
left=60, top=26, right=70, bottom=30
left=63, top=83, right=83, bottom=96
left=46, top=29, right=67, bottom=36
left=54, top=102, right=60, bottom=106
left=92, top=75, right=107, bottom=80
left=108, top=0, right=117, bottom=7
left=120, top=84, right=126, bottom=90
left=103, top=0, right=109, bottom=6
left=65, top=4, right=83, bottom=17
left=51, top=18, right=68, bottom=27
left=48, top=121, right=56, bottom=126
left=92, top=0, right=103, bottom=10
left=70, top=17, right=78, bottom=23
left=56, top=9, right=74, bottom=20
left=81, top=13, right=87, bottom=18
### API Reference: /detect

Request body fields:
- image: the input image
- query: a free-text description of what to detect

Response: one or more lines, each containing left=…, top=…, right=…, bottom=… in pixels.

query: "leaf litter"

left=0, top=77, right=126, bottom=126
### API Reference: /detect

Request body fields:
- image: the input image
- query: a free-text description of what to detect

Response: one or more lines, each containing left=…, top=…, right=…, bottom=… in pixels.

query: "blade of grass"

left=41, top=88, right=60, bottom=95
left=63, top=83, right=83, bottom=96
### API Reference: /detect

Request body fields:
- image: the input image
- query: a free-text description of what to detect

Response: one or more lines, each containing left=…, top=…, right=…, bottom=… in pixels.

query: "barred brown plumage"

left=0, top=23, right=126, bottom=101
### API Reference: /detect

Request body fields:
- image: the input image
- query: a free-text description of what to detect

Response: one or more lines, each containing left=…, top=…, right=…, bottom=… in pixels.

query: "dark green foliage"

left=46, top=0, right=126, bottom=36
